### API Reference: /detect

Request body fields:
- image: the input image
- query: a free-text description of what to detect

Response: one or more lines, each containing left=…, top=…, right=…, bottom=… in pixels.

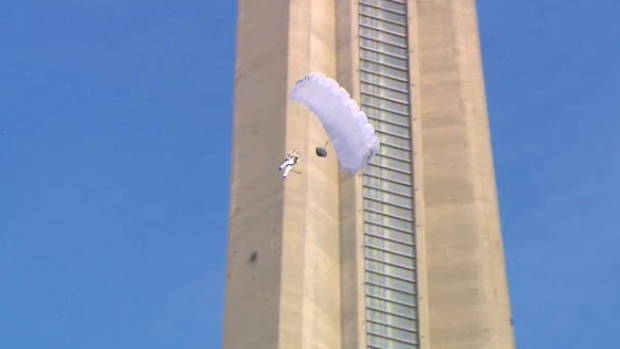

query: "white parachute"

left=289, top=73, right=380, bottom=174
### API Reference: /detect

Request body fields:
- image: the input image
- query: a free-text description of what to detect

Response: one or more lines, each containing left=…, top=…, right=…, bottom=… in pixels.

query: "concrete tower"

left=224, top=1, right=515, bottom=348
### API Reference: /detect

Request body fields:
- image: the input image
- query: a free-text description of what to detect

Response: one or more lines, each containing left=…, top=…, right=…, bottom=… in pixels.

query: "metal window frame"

left=359, top=0, right=420, bottom=347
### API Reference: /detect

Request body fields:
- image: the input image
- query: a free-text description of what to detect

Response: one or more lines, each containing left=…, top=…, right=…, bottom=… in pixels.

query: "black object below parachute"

left=316, top=140, right=329, bottom=158
left=315, top=147, right=328, bottom=157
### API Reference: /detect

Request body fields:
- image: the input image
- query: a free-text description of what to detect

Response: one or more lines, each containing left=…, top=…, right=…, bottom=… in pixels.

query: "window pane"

left=360, top=15, right=407, bottom=35
left=363, top=165, right=412, bottom=185
left=375, top=133, right=412, bottom=151
left=364, top=211, right=413, bottom=232
left=359, top=4, right=407, bottom=24
left=360, top=38, right=408, bottom=58
left=361, top=72, right=409, bottom=92
left=369, top=154, right=412, bottom=173
left=361, top=48, right=408, bottom=70
left=366, top=259, right=414, bottom=281
left=366, top=247, right=415, bottom=269
left=375, top=144, right=412, bottom=161
left=365, top=223, right=414, bottom=246
left=362, top=94, right=409, bottom=115
left=365, top=106, right=411, bottom=126
left=364, top=187, right=413, bottom=209
left=366, top=284, right=416, bottom=306
left=361, top=60, right=408, bottom=81
left=366, top=272, right=415, bottom=293
left=360, top=26, right=407, bottom=47
left=367, top=334, right=416, bottom=349
left=367, top=308, right=418, bottom=331
left=362, top=83, right=409, bottom=105
left=365, top=235, right=414, bottom=256
left=367, top=296, right=418, bottom=319
left=365, top=211, right=413, bottom=230
left=367, top=109, right=411, bottom=129
left=360, top=0, right=407, bottom=15
left=367, top=322, right=417, bottom=344
left=364, top=200, right=413, bottom=220
left=368, top=118, right=411, bottom=138
left=364, top=176, right=413, bottom=196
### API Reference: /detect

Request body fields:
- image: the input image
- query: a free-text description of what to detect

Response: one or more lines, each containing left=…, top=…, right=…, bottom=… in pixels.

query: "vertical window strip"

left=359, top=2, right=419, bottom=347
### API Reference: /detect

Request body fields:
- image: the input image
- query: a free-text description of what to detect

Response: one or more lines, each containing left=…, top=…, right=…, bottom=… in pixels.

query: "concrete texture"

left=414, top=0, right=515, bottom=348
left=224, top=0, right=515, bottom=348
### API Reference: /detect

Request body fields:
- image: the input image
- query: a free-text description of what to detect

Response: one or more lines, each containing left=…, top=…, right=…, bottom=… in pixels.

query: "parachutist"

left=279, top=148, right=302, bottom=179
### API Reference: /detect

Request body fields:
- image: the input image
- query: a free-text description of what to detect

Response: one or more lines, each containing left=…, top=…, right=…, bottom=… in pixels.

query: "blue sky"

left=0, top=1, right=617, bottom=348
left=481, top=0, right=620, bottom=347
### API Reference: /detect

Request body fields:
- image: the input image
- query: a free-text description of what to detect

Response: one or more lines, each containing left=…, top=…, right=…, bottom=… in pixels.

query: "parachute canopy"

left=289, top=73, right=380, bottom=174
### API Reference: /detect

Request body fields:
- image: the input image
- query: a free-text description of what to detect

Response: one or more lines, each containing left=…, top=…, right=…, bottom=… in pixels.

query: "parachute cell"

left=289, top=73, right=380, bottom=174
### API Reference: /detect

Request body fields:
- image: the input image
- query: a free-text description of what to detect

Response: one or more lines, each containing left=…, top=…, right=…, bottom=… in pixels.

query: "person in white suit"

left=279, top=148, right=302, bottom=179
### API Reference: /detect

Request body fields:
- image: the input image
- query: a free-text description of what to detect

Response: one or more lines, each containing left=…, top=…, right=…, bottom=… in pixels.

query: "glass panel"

left=365, top=224, right=413, bottom=245
left=361, top=83, right=409, bottom=104
left=370, top=112, right=411, bottom=128
left=374, top=132, right=412, bottom=150
left=367, top=272, right=415, bottom=293
left=361, top=60, right=409, bottom=81
left=368, top=118, right=412, bottom=138
left=360, top=0, right=418, bottom=345
left=364, top=176, right=412, bottom=196
left=361, top=49, right=408, bottom=70
left=374, top=134, right=411, bottom=150
left=360, top=26, right=407, bottom=47
left=360, top=0, right=407, bottom=14
left=366, top=284, right=416, bottom=306
left=367, top=296, right=418, bottom=319
left=365, top=107, right=411, bottom=127
left=359, top=4, right=407, bottom=24
left=369, top=154, right=412, bottom=173
left=360, top=38, right=408, bottom=58
left=361, top=71, right=409, bottom=92
left=365, top=235, right=414, bottom=256
left=364, top=200, right=413, bottom=220
left=364, top=214, right=414, bottom=234
left=364, top=228, right=415, bottom=245
left=364, top=187, right=413, bottom=209
left=376, top=144, right=412, bottom=161
left=367, top=334, right=416, bottom=349
left=359, top=15, right=407, bottom=35
left=366, top=259, right=414, bottom=281
left=366, top=247, right=415, bottom=269
left=367, top=322, right=417, bottom=344
left=362, top=94, right=409, bottom=115
left=367, top=308, right=418, bottom=331
left=363, top=165, right=412, bottom=185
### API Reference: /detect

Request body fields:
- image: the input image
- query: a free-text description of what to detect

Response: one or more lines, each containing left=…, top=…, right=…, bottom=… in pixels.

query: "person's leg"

left=279, top=158, right=292, bottom=170
left=282, top=164, right=292, bottom=178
